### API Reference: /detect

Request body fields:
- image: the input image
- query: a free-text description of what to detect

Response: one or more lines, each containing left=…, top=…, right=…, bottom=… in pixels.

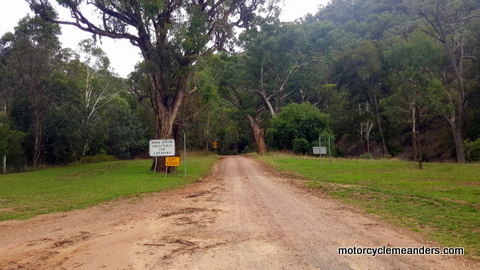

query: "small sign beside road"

left=313, top=147, right=327, bottom=155
left=149, top=139, right=175, bottom=157
left=213, top=141, right=218, bottom=149
left=165, top=157, right=180, bottom=167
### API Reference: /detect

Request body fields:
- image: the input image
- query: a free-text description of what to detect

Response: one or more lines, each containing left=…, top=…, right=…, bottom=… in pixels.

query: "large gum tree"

left=28, top=0, right=279, bottom=172
left=408, top=0, right=480, bottom=163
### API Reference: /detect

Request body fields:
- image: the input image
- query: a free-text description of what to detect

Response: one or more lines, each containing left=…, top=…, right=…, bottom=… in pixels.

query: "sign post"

left=313, top=136, right=328, bottom=166
left=212, top=141, right=218, bottom=154
left=184, top=132, right=187, bottom=178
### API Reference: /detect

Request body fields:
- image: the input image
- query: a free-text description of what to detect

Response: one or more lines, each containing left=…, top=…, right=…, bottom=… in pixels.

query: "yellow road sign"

left=213, top=141, right=218, bottom=148
left=165, top=157, right=180, bottom=167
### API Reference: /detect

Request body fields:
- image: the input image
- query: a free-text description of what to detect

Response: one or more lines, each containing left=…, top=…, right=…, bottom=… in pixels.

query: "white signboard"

left=313, top=147, right=327, bottom=155
left=149, top=139, right=175, bottom=157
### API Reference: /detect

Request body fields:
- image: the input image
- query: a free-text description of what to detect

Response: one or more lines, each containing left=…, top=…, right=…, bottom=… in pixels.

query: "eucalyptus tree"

left=0, top=36, right=16, bottom=113
left=315, top=0, right=410, bottom=40
left=174, top=55, right=246, bottom=155
left=385, top=31, right=444, bottom=168
left=104, top=94, right=148, bottom=159
left=239, top=20, right=315, bottom=117
left=408, top=0, right=480, bottom=163
left=214, top=53, right=269, bottom=154
left=335, top=40, right=389, bottom=155
left=76, top=40, right=122, bottom=159
left=28, top=0, right=280, bottom=172
left=229, top=20, right=326, bottom=153
left=3, top=15, right=62, bottom=167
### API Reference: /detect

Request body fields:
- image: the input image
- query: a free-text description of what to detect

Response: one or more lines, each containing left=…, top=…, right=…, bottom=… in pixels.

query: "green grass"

left=256, top=153, right=480, bottom=258
left=0, top=153, right=218, bottom=221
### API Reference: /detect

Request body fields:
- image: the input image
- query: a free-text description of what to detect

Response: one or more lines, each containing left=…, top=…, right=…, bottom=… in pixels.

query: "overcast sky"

left=1, top=0, right=329, bottom=78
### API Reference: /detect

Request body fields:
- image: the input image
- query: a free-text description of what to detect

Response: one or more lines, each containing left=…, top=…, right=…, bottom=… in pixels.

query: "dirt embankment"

left=1, top=156, right=478, bottom=269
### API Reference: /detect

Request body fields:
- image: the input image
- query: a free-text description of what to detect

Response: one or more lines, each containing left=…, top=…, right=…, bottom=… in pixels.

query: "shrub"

left=465, top=139, right=480, bottom=162
left=266, top=103, right=332, bottom=150
left=292, top=138, right=310, bottom=154
left=359, top=153, right=374, bottom=159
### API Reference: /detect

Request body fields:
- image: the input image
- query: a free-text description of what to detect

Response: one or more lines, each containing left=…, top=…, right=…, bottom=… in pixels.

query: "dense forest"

left=1, top=0, right=480, bottom=173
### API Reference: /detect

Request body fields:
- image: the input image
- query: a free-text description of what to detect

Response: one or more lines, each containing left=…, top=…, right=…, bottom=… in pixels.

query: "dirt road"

left=1, top=156, right=478, bottom=269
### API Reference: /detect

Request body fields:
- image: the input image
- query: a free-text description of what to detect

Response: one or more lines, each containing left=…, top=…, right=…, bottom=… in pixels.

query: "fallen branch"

left=143, top=243, right=166, bottom=246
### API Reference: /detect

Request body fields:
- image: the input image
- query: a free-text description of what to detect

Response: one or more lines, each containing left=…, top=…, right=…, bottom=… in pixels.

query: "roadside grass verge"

left=256, top=153, right=480, bottom=258
left=0, top=153, right=218, bottom=221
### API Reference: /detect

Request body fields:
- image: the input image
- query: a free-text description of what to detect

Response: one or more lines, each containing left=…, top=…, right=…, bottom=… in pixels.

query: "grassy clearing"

left=0, top=153, right=218, bottom=221
left=256, top=153, right=480, bottom=258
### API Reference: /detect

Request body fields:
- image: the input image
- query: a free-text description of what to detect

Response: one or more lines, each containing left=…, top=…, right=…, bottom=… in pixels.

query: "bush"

left=81, top=154, right=118, bottom=164
left=359, top=153, right=374, bottom=159
left=266, top=103, right=332, bottom=150
left=292, top=138, right=310, bottom=154
left=465, top=139, right=480, bottom=162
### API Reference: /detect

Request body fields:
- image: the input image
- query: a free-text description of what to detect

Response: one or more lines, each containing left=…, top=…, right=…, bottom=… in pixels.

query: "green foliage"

left=105, top=95, right=148, bottom=159
left=386, top=31, right=443, bottom=70
left=359, top=152, right=374, bottom=159
left=292, top=138, right=309, bottom=154
left=0, top=114, right=25, bottom=172
left=267, top=103, right=332, bottom=150
left=43, top=108, right=82, bottom=164
left=465, top=139, right=480, bottom=162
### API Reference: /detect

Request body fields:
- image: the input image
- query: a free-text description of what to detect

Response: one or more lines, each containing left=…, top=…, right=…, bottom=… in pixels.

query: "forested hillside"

left=1, top=0, right=479, bottom=172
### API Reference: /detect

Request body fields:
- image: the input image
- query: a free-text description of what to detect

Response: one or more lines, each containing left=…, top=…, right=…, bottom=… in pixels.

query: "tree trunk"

left=365, top=121, right=373, bottom=153
left=359, top=104, right=364, bottom=150
left=205, top=114, right=210, bottom=155
left=452, top=124, right=466, bottom=163
left=150, top=76, right=187, bottom=173
left=412, top=106, right=423, bottom=169
left=246, top=114, right=267, bottom=155
left=2, top=155, right=6, bottom=174
left=151, top=108, right=179, bottom=173
left=437, top=25, right=467, bottom=163
left=360, top=122, right=364, bottom=150
left=371, top=94, right=388, bottom=155
left=33, top=113, right=43, bottom=168
left=444, top=115, right=466, bottom=163
left=448, top=50, right=467, bottom=164
left=412, top=106, right=418, bottom=162
left=81, top=142, right=89, bottom=160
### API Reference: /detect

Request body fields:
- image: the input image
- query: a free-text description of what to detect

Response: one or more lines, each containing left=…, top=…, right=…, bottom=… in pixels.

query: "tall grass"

left=0, top=154, right=218, bottom=221
left=257, top=153, right=480, bottom=258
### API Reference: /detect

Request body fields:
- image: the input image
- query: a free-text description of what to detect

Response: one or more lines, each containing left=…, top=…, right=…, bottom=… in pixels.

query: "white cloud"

left=280, top=0, right=328, bottom=22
